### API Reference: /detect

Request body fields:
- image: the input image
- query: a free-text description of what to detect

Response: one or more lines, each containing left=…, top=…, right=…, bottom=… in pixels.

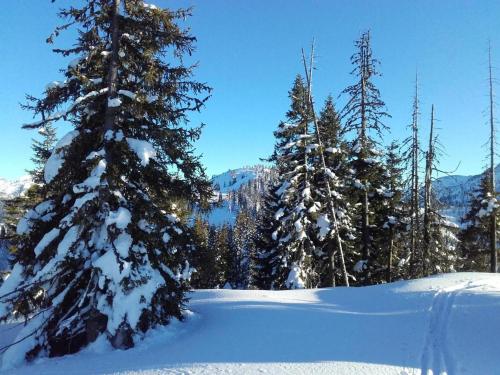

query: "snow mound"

left=1, top=273, right=499, bottom=374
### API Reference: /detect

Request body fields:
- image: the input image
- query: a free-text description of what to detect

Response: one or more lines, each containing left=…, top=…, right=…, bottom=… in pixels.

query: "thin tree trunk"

left=360, top=38, right=370, bottom=261
left=387, top=228, right=393, bottom=283
left=423, top=105, right=434, bottom=276
left=488, top=44, right=497, bottom=273
left=409, top=76, right=420, bottom=276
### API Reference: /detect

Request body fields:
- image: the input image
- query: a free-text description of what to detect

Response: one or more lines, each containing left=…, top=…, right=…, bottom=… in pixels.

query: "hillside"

left=1, top=272, right=499, bottom=374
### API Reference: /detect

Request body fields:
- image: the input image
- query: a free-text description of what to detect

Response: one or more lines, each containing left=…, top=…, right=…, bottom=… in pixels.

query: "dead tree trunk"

left=422, top=105, right=435, bottom=276
left=488, top=44, right=497, bottom=273
left=409, top=77, right=420, bottom=276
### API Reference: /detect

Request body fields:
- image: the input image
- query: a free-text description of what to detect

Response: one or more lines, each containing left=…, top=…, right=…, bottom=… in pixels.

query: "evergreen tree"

left=190, top=216, right=219, bottom=289
left=231, top=210, right=256, bottom=288
left=340, top=31, right=391, bottom=284
left=312, top=96, right=353, bottom=287
left=375, top=141, right=406, bottom=282
left=0, top=0, right=210, bottom=364
left=251, top=184, right=281, bottom=290
left=459, top=170, right=500, bottom=271
left=28, top=122, right=58, bottom=184
left=253, top=76, right=317, bottom=289
left=217, top=225, right=234, bottom=288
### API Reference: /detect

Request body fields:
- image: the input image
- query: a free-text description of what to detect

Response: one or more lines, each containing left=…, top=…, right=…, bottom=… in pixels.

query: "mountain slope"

left=0, top=177, right=33, bottom=200
left=1, top=272, right=499, bottom=374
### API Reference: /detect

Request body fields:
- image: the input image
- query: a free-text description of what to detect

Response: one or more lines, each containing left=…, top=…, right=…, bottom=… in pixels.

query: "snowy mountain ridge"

left=0, top=176, right=33, bottom=200
left=0, top=164, right=497, bottom=226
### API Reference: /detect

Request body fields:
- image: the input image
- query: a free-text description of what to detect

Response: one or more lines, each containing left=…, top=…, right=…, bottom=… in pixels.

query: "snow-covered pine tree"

left=459, top=170, right=500, bottom=271
left=421, top=106, right=458, bottom=275
left=230, top=210, right=257, bottom=288
left=374, top=141, right=406, bottom=282
left=311, top=96, right=353, bottom=287
left=254, top=75, right=318, bottom=289
left=0, top=0, right=210, bottom=366
left=251, top=184, right=281, bottom=289
left=340, top=31, right=391, bottom=284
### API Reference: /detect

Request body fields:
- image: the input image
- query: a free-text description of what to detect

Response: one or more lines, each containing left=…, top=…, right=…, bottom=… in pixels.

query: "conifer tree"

left=0, top=0, right=210, bottom=365
left=251, top=185, right=281, bottom=290
left=28, top=122, right=58, bottom=184
left=231, top=210, right=256, bottom=288
left=309, top=95, right=353, bottom=287
left=190, top=216, right=218, bottom=289
left=253, top=76, right=318, bottom=289
left=340, top=31, right=390, bottom=284
left=376, top=141, right=406, bottom=282
left=459, top=170, right=500, bottom=271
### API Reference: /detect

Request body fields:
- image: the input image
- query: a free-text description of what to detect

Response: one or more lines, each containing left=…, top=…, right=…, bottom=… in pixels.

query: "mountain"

left=0, top=164, right=496, bottom=227
left=434, top=164, right=500, bottom=223
left=0, top=176, right=33, bottom=200
left=202, top=165, right=274, bottom=227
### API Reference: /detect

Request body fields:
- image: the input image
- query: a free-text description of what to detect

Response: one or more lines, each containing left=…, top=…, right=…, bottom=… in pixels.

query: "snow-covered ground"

left=1, top=272, right=499, bottom=374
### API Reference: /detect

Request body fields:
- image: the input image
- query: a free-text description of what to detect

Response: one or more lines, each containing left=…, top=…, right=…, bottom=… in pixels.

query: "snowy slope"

left=203, top=165, right=273, bottom=226
left=1, top=272, right=499, bottom=374
left=211, top=167, right=262, bottom=194
left=433, top=164, right=500, bottom=221
left=0, top=176, right=33, bottom=200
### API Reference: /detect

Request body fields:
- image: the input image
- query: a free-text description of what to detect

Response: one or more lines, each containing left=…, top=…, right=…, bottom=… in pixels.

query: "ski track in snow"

left=419, top=281, right=489, bottom=375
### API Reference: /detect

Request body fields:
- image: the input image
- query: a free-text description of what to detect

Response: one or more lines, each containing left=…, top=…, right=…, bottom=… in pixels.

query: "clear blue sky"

left=1, top=0, right=499, bottom=180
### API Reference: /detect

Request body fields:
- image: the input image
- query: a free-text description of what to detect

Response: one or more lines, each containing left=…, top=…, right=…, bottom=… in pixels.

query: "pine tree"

left=0, top=1, right=210, bottom=365
left=251, top=184, right=281, bottom=290
left=459, top=170, right=500, bottom=271
left=231, top=210, right=256, bottom=288
left=310, top=96, right=353, bottom=287
left=375, top=141, right=406, bottom=282
left=253, top=76, right=317, bottom=289
left=340, top=31, right=391, bottom=284
left=28, top=122, right=58, bottom=184
left=190, top=216, right=219, bottom=289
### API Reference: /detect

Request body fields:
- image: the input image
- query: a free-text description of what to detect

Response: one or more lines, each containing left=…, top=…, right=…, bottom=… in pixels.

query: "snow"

left=105, top=207, right=132, bottom=230
left=33, top=228, right=60, bottom=257
left=316, top=214, right=331, bottom=240
left=285, top=262, right=305, bottom=289
left=113, top=232, right=133, bottom=258
left=1, top=273, right=500, bottom=374
left=108, top=97, right=122, bottom=107
left=57, top=225, right=80, bottom=256
left=44, top=130, right=80, bottom=183
left=353, top=259, right=368, bottom=273
left=118, top=89, right=137, bottom=100
left=126, top=138, right=156, bottom=166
